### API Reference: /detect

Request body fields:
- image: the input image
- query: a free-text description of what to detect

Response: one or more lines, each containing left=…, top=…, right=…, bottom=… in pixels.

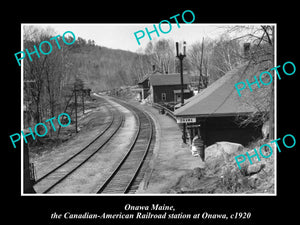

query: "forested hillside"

left=23, top=26, right=143, bottom=131
left=70, top=40, right=140, bottom=91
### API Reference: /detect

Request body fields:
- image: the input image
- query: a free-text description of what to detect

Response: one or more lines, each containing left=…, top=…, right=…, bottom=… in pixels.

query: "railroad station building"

left=138, top=71, right=193, bottom=106
left=149, top=73, right=193, bottom=104
left=174, top=61, right=272, bottom=147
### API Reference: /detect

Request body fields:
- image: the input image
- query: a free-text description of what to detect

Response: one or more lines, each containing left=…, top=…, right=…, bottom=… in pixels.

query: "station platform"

left=134, top=102, right=206, bottom=194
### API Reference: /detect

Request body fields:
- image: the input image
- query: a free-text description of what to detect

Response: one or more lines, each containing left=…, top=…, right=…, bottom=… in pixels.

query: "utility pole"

left=198, top=37, right=204, bottom=92
left=176, top=41, right=187, bottom=144
left=74, top=89, right=78, bottom=133
left=82, top=90, right=85, bottom=115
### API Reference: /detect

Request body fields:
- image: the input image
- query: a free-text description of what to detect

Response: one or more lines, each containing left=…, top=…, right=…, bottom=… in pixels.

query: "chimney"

left=243, top=43, right=251, bottom=59
left=152, top=65, right=156, bottom=72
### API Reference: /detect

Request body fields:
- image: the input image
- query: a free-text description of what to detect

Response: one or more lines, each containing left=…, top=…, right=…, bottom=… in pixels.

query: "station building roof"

left=149, top=73, right=190, bottom=86
left=138, top=71, right=190, bottom=86
left=174, top=61, right=272, bottom=118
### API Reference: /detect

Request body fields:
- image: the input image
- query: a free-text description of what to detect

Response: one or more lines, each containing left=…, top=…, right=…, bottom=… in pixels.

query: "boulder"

left=244, top=149, right=261, bottom=164
left=205, top=142, right=244, bottom=170
left=217, top=142, right=244, bottom=155
left=247, top=163, right=265, bottom=176
left=248, top=174, right=260, bottom=188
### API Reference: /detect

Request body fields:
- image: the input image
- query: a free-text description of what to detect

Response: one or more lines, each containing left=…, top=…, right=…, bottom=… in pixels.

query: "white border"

left=21, top=25, right=24, bottom=195
left=21, top=23, right=277, bottom=196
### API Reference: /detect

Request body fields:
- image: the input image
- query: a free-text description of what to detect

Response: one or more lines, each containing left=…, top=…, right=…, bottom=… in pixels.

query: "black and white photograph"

left=21, top=23, right=276, bottom=195
left=5, top=5, right=298, bottom=225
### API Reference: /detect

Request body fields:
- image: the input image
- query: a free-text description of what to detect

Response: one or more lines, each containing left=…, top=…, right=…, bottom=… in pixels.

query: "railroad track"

left=33, top=101, right=125, bottom=194
left=97, top=99, right=154, bottom=194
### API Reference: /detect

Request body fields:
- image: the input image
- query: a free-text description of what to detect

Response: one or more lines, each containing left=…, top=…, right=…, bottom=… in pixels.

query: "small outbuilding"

left=138, top=70, right=193, bottom=106
left=149, top=73, right=193, bottom=104
left=137, top=72, right=154, bottom=101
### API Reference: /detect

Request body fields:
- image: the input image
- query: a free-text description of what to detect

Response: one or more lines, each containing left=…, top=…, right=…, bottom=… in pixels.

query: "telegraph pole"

left=82, top=90, right=85, bottom=115
left=198, top=37, right=204, bottom=91
left=176, top=41, right=187, bottom=144
left=74, top=89, right=78, bottom=133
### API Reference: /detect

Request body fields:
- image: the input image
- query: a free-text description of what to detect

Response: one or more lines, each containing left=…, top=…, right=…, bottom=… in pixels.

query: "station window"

left=161, top=93, right=167, bottom=101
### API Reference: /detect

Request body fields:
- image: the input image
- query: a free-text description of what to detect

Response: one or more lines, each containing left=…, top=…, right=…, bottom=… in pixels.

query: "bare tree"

left=188, top=38, right=210, bottom=90
left=23, top=26, right=75, bottom=137
left=227, top=25, right=275, bottom=138
left=145, top=39, right=175, bottom=74
left=209, top=36, right=243, bottom=82
left=130, top=53, right=152, bottom=82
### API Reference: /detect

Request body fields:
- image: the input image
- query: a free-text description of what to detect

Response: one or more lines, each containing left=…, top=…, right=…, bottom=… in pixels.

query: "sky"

left=22, top=24, right=268, bottom=52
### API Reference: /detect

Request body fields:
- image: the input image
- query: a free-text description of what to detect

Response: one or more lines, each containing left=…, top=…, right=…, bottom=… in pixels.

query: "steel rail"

left=97, top=99, right=154, bottom=194
left=42, top=109, right=125, bottom=193
left=124, top=111, right=153, bottom=193
left=34, top=104, right=115, bottom=185
left=96, top=107, right=141, bottom=193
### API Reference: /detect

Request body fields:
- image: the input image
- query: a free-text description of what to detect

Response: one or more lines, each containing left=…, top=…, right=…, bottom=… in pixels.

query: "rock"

left=248, top=174, right=260, bottom=188
left=173, top=176, right=219, bottom=193
left=239, top=165, right=249, bottom=176
left=205, top=144, right=225, bottom=167
left=192, top=167, right=205, bottom=179
left=244, top=149, right=261, bottom=164
left=217, top=142, right=244, bottom=155
left=247, top=163, right=265, bottom=176
left=205, top=142, right=244, bottom=170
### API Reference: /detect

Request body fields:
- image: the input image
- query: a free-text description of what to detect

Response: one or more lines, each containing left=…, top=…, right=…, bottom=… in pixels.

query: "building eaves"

left=174, top=62, right=271, bottom=117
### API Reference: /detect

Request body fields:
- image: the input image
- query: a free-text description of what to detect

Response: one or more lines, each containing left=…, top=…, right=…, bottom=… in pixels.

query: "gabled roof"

left=174, top=62, right=272, bottom=117
left=138, top=71, right=162, bottom=84
left=149, top=73, right=190, bottom=86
